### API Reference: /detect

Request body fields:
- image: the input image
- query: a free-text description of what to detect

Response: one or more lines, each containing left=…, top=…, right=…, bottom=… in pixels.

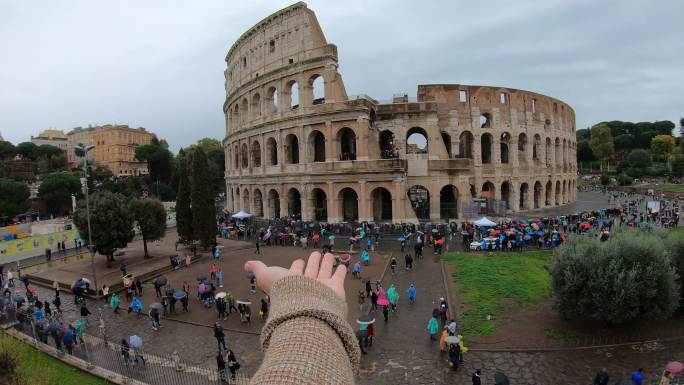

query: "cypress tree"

left=191, top=147, right=216, bottom=247
left=175, top=150, right=193, bottom=243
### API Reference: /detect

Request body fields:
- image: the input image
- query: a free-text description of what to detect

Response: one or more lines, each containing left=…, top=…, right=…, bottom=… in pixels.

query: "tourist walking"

left=52, top=293, right=61, bottom=313
left=365, top=279, right=372, bottom=298
left=255, top=240, right=261, bottom=254
left=216, top=269, right=224, bottom=288
left=227, top=350, right=240, bottom=381
left=217, top=351, right=228, bottom=384
left=149, top=308, right=160, bottom=331
left=387, top=284, right=399, bottom=312
left=407, top=284, right=416, bottom=304
left=631, top=368, right=644, bottom=385
left=382, top=305, right=389, bottom=322
left=217, top=297, right=227, bottom=320
left=210, top=263, right=218, bottom=281
left=472, top=369, right=482, bottom=385
left=80, top=302, right=91, bottom=328
left=136, top=279, right=143, bottom=296
left=593, top=368, right=609, bottom=385
left=63, top=325, right=75, bottom=355
left=357, top=290, right=365, bottom=311
left=390, top=256, right=397, bottom=275
left=121, top=339, right=132, bottom=367
left=427, top=312, right=439, bottom=340
left=404, top=254, right=413, bottom=270
left=227, top=293, right=238, bottom=314
left=214, top=323, right=227, bottom=351
left=370, top=290, right=378, bottom=311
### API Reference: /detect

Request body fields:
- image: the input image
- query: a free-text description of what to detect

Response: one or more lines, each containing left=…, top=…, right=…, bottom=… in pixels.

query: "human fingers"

left=244, top=260, right=266, bottom=276
left=331, top=263, right=347, bottom=285
left=318, top=253, right=335, bottom=280
left=304, top=251, right=322, bottom=278
left=289, top=259, right=305, bottom=275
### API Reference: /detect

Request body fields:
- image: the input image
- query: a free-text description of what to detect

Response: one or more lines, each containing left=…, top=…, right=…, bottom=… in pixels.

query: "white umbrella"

left=215, top=292, right=227, bottom=299
left=231, top=211, right=253, bottom=219
left=473, top=217, right=496, bottom=227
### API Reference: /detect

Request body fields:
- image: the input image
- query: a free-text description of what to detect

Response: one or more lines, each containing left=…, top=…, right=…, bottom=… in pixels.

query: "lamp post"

left=75, top=144, right=98, bottom=300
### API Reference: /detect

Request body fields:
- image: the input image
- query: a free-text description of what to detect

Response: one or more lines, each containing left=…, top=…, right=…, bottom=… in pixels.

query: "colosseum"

left=223, top=2, right=577, bottom=224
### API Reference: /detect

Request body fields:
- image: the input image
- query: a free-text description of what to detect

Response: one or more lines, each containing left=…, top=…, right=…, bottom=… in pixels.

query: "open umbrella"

left=356, top=315, right=375, bottom=325
left=198, top=282, right=207, bottom=294
left=494, top=371, right=510, bottom=385
left=666, top=361, right=684, bottom=374
left=236, top=300, right=251, bottom=305
left=150, top=302, right=163, bottom=310
left=215, top=292, right=227, bottom=299
left=129, top=335, right=143, bottom=348
left=173, top=291, right=187, bottom=300
left=445, top=336, right=459, bottom=344
left=398, top=236, right=406, bottom=241
left=340, top=254, right=351, bottom=263
left=377, top=298, right=390, bottom=306
left=155, top=276, right=168, bottom=286
left=328, top=235, right=336, bottom=241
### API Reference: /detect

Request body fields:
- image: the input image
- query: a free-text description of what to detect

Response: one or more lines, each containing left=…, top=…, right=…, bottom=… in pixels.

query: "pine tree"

left=191, top=147, right=216, bottom=247
left=175, top=150, right=193, bottom=243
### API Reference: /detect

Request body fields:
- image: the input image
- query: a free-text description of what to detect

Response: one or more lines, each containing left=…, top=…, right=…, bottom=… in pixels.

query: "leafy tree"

left=191, top=147, right=216, bottom=247
left=666, top=233, right=684, bottom=303
left=175, top=152, right=193, bottom=243
left=135, top=141, right=174, bottom=184
left=130, top=198, right=167, bottom=258
left=616, top=174, right=633, bottom=186
left=155, top=183, right=176, bottom=201
left=15, top=142, right=39, bottom=160
left=73, top=191, right=135, bottom=267
left=589, top=124, right=614, bottom=171
left=651, top=135, right=676, bottom=161
left=599, top=174, right=610, bottom=186
left=0, top=141, right=17, bottom=160
left=38, top=172, right=81, bottom=215
left=672, top=155, right=684, bottom=178
left=551, top=231, right=680, bottom=324
left=0, top=179, right=30, bottom=220
left=627, top=149, right=652, bottom=169
left=183, top=138, right=225, bottom=193
left=36, top=144, right=63, bottom=159
left=680, top=118, right=684, bottom=137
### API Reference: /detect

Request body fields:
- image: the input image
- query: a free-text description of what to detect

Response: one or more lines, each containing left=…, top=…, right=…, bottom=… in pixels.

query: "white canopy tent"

left=473, top=217, right=496, bottom=227
left=231, top=211, right=253, bottom=219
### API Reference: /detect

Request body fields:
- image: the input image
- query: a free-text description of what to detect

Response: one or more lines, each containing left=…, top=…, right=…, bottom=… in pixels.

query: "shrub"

left=616, top=174, right=633, bottom=186
left=551, top=231, right=680, bottom=324
left=666, top=233, right=684, bottom=303
left=600, top=174, right=611, bottom=186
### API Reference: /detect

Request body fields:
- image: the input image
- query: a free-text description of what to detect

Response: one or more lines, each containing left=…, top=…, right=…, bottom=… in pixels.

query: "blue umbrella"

left=129, top=335, right=143, bottom=348
left=398, top=236, right=406, bottom=241
left=173, top=291, right=186, bottom=300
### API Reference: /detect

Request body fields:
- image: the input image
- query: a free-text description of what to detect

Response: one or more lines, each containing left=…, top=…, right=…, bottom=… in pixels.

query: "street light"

left=75, top=144, right=98, bottom=300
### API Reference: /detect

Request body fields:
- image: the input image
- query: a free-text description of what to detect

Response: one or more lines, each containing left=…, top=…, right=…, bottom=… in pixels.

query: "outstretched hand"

left=245, top=251, right=347, bottom=300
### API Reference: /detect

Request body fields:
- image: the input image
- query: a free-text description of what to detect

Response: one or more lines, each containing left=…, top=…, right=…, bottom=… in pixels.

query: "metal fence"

left=1, top=305, right=249, bottom=385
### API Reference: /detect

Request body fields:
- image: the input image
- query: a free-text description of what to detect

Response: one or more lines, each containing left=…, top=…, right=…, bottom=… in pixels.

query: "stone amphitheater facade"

left=223, top=2, right=577, bottom=224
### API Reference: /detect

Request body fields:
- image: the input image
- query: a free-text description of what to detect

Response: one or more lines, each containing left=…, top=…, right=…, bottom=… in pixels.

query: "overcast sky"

left=1, top=0, right=682, bottom=151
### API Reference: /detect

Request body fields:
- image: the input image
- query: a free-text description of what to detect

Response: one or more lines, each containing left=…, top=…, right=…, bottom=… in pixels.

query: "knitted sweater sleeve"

left=250, top=275, right=361, bottom=385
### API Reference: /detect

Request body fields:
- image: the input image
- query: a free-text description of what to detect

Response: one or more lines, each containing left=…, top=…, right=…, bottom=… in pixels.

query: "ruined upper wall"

left=224, top=2, right=331, bottom=94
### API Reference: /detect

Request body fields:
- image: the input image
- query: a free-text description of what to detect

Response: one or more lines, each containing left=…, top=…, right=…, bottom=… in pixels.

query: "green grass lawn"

left=635, top=183, right=684, bottom=192
left=444, top=251, right=553, bottom=337
left=0, top=332, right=112, bottom=385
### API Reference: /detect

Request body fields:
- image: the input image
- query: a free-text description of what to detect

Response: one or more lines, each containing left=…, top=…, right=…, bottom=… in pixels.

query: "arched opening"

left=480, top=113, right=492, bottom=128
left=233, top=105, right=240, bottom=129
left=545, top=181, right=553, bottom=206
left=407, top=185, right=430, bottom=220
left=562, top=181, right=567, bottom=203
left=500, top=132, right=510, bottom=164
left=501, top=181, right=511, bottom=209
left=285, top=134, right=299, bottom=164
left=235, top=189, right=240, bottom=211
left=545, top=138, right=552, bottom=167
left=251, top=93, right=261, bottom=118
left=338, top=128, right=356, bottom=160
left=241, top=143, right=249, bottom=169
left=253, top=189, right=263, bottom=217
left=371, top=187, right=393, bottom=222
left=289, top=81, right=299, bottom=110
left=441, top=132, right=452, bottom=158
left=459, top=131, right=473, bottom=159
left=379, top=130, right=397, bottom=159
left=251, top=141, right=261, bottom=167
left=339, top=188, right=359, bottom=222
left=268, top=189, right=280, bottom=218
left=469, top=184, right=477, bottom=198
left=233, top=145, right=239, bottom=169
left=555, top=138, right=561, bottom=168
left=312, top=188, right=328, bottom=221
left=481, top=133, right=493, bottom=164
left=406, top=127, right=428, bottom=154
left=309, top=131, right=326, bottom=162
left=562, top=139, right=567, bottom=172
left=555, top=181, right=561, bottom=205
left=266, top=87, right=278, bottom=114
left=533, top=181, right=542, bottom=209
left=287, top=188, right=301, bottom=219
left=518, top=133, right=528, bottom=161
left=519, top=183, right=529, bottom=210
left=242, top=189, right=250, bottom=212
left=440, top=185, right=458, bottom=220
left=369, top=109, right=377, bottom=128
left=481, top=181, right=495, bottom=199
left=533, top=134, right=541, bottom=161
left=310, top=75, right=325, bottom=105
left=240, top=99, right=248, bottom=124
left=266, top=138, right=277, bottom=166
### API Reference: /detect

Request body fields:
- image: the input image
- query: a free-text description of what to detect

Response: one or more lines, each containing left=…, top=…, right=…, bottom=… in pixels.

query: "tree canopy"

left=135, top=140, right=174, bottom=184
left=0, top=141, right=17, bottom=160
left=0, top=179, right=30, bottom=221
left=175, top=153, right=193, bottom=243
left=588, top=124, right=614, bottom=170
left=130, top=198, right=167, bottom=258
left=651, top=135, right=676, bottom=161
left=191, top=147, right=216, bottom=247
left=38, top=172, right=81, bottom=215
left=16, top=142, right=39, bottom=160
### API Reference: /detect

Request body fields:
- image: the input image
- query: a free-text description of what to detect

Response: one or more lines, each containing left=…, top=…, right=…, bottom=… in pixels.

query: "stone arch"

left=371, top=187, right=393, bottom=222
left=337, top=127, right=357, bottom=160
left=233, top=144, right=239, bottom=168
left=406, top=127, right=428, bottom=154
left=287, top=80, right=299, bottom=110
left=562, top=139, right=567, bottom=172
left=519, top=182, right=529, bottom=211
left=481, top=133, right=493, bottom=164
left=481, top=181, right=495, bottom=199
left=266, top=86, right=278, bottom=114
left=500, top=132, right=511, bottom=164
left=555, top=181, right=561, bottom=205
left=479, top=113, right=492, bottom=128
left=338, top=187, right=359, bottom=222
left=242, top=188, right=250, bottom=212
left=268, top=189, right=280, bottom=218
left=253, top=189, right=263, bottom=217
left=562, top=180, right=567, bottom=203
left=545, top=137, right=552, bottom=167
left=287, top=187, right=302, bottom=218
left=266, top=137, right=277, bottom=166
left=241, top=143, right=249, bottom=169
left=309, top=74, right=325, bottom=105
left=555, top=137, right=561, bottom=168
left=441, top=132, right=452, bottom=158
left=251, top=93, right=261, bottom=118
left=407, top=185, right=430, bottom=220
left=533, top=181, right=542, bottom=209
left=518, top=133, right=528, bottom=159
left=240, top=98, right=248, bottom=124
left=501, top=181, right=512, bottom=209
left=285, top=134, right=299, bottom=164
left=233, top=104, right=240, bottom=129
left=309, top=130, right=326, bottom=162
left=311, top=188, right=328, bottom=221
left=469, top=184, right=477, bottom=198
left=379, top=130, right=397, bottom=159
left=545, top=181, right=553, bottom=206
left=459, top=131, right=473, bottom=158
left=251, top=140, right=261, bottom=167
left=439, top=185, right=458, bottom=220
left=533, top=134, right=541, bottom=161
